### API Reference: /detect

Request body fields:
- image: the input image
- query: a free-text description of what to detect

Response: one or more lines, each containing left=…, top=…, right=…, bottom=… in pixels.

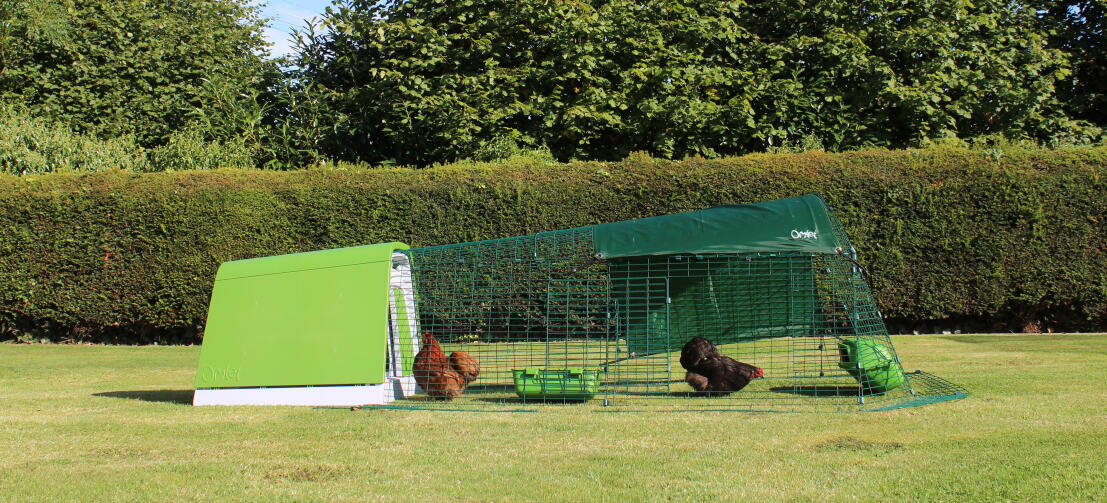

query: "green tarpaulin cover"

left=593, top=194, right=844, bottom=258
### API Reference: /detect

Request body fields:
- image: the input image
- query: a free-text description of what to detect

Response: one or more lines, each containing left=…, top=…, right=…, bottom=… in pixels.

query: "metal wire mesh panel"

left=397, top=228, right=610, bottom=406
left=386, top=210, right=967, bottom=411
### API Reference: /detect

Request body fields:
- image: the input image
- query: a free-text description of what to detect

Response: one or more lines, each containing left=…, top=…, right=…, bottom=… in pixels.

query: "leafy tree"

left=299, top=0, right=766, bottom=164
left=740, top=0, right=1085, bottom=147
left=1036, top=1, right=1106, bottom=127
left=0, top=0, right=270, bottom=147
left=298, top=0, right=1084, bottom=166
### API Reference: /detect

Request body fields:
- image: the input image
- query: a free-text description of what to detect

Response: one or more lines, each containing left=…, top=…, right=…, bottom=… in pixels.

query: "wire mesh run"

left=383, top=214, right=967, bottom=412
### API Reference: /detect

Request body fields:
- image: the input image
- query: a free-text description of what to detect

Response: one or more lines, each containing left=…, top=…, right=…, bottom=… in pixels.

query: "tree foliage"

left=0, top=0, right=270, bottom=147
left=1036, top=1, right=1106, bottom=127
left=297, top=0, right=1089, bottom=166
left=0, top=0, right=1102, bottom=170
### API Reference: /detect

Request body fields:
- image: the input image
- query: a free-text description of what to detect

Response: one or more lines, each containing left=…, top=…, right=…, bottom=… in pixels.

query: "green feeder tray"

left=837, top=338, right=905, bottom=394
left=512, top=368, right=600, bottom=400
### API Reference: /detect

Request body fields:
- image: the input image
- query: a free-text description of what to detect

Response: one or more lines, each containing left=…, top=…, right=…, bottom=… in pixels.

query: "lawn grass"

left=2, top=334, right=1105, bottom=502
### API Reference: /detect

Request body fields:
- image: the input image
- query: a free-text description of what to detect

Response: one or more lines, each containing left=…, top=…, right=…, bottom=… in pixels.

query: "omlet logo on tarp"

left=790, top=229, right=818, bottom=240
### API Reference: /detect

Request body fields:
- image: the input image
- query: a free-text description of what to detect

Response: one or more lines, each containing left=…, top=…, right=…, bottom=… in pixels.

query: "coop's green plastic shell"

left=512, top=368, right=600, bottom=399
left=837, top=339, right=905, bottom=394
left=194, top=242, right=408, bottom=389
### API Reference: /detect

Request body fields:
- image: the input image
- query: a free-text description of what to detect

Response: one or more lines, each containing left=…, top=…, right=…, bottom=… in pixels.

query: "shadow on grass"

left=472, top=396, right=592, bottom=405
left=769, top=385, right=863, bottom=397
left=462, top=384, right=516, bottom=393
left=94, top=389, right=193, bottom=405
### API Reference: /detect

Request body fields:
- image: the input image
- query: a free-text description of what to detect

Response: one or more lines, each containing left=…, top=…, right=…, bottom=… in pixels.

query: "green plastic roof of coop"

left=195, top=242, right=409, bottom=389
left=593, top=194, right=844, bottom=258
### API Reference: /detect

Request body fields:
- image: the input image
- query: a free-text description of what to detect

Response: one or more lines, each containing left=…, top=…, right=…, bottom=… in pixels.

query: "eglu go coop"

left=194, top=194, right=967, bottom=411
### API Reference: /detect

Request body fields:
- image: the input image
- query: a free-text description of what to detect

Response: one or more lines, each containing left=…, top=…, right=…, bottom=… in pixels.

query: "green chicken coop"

left=194, top=194, right=967, bottom=411
left=193, top=242, right=422, bottom=406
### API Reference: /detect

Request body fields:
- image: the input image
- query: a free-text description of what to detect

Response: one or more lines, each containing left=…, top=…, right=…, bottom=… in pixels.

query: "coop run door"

left=543, top=279, right=619, bottom=402
left=546, top=277, right=671, bottom=404
left=607, top=277, right=672, bottom=403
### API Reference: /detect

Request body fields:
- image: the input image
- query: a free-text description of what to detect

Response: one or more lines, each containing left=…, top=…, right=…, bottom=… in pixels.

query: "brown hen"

left=423, top=369, right=467, bottom=400
left=413, top=332, right=480, bottom=400
left=449, top=351, right=480, bottom=384
left=413, top=331, right=448, bottom=393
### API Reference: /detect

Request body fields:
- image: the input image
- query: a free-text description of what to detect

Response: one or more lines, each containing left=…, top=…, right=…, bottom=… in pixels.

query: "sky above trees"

left=259, top=0, right=332, bottom=56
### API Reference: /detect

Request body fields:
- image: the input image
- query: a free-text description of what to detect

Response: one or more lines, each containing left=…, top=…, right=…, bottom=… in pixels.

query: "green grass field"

left=2, top=335, right=1105, bottom=502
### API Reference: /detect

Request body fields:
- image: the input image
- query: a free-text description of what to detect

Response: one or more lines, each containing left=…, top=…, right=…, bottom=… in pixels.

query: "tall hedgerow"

left=1, top=147, right=1104, bottom=343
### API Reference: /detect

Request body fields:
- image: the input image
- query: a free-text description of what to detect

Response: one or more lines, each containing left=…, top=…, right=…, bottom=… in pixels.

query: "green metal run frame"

left=388, top=194, right=968, bottom=411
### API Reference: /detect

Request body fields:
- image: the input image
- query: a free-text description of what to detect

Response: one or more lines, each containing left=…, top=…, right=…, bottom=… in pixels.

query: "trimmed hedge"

left=2, top=147, right=1105, bottom=343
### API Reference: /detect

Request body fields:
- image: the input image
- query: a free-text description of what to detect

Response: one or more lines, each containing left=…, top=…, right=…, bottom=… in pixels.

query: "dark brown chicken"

left=449, top=351, right=480, bottom=384
left=412, top=332, right=479, bottom=400
left=680, top=336, right=764, bottom=395
left=679, top=336, right=720, bottom=370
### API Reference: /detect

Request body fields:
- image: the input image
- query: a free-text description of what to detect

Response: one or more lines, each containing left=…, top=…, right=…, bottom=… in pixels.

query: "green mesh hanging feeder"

left=194, top=194, right=967, bottom=411
left=837, top=338, right=905, bottom=394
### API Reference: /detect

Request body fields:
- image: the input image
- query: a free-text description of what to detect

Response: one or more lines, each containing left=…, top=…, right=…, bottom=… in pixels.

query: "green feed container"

left=512, top=368, right=600, bottom=400
left=837, top=338, right=905, bottom=394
